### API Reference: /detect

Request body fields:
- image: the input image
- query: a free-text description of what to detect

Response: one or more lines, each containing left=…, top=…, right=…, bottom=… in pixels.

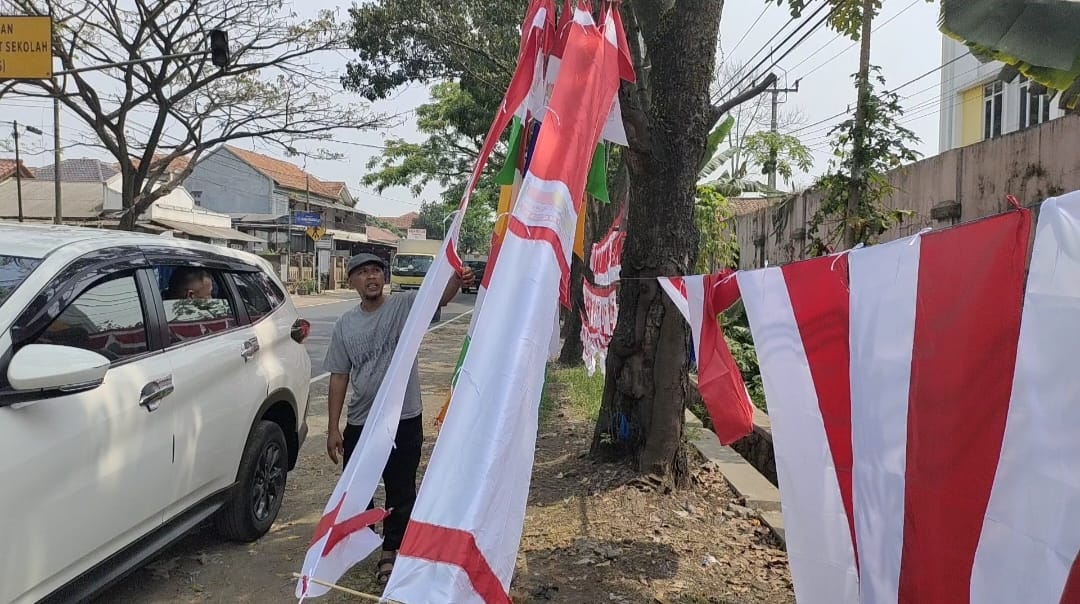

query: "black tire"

left=216, top=420, right=289, bottom=542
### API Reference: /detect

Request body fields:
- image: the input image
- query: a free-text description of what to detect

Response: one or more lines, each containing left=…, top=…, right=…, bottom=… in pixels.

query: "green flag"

left=585, top=143, right=609, bottom=203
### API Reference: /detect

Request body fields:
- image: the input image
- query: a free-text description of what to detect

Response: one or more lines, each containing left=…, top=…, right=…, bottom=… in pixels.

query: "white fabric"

left=383, top=234, right=562, bottom=602
left=848, top=234, right=921, bottom=604
left=296, top=214, right=464, bottom=599
left=736, top=267, right=860, bottom=604
left=970, top=191, right=1080, bottom=603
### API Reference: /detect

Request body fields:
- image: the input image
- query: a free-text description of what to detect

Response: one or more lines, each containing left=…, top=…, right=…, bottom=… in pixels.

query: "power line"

left=716, top=1, right=833, bottom=102
left=724, top=4, right=771, bottom=60
left=793, top=0, right=921, bottom=82
left=713, top=3, right=811, bottom=101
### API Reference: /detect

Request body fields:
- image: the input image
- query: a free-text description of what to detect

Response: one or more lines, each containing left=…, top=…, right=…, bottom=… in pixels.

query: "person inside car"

left=165, top=267, right=214, bottom=300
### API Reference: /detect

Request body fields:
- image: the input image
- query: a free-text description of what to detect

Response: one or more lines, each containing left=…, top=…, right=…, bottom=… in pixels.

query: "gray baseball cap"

left=347, top=253, right=386, bottom=276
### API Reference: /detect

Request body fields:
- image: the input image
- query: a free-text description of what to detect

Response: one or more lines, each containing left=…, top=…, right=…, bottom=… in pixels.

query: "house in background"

left=0, top=159, right=34, bottom=184
left=182, top=145, right=397, bottom=288
left=182, top=146, right=369, bottom=248
left=378, top=211, right=419, bottom=231
left=0, top=157, right=258, bottom=249
left=938, top=36, right=1070, bottom=152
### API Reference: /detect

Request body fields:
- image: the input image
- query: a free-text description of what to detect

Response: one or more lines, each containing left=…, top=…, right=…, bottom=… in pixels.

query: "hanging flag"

left=296, top=0, right=554, bottom=597
left=970, top=191, right=1080, bottom=604
left=658, top=271, right=754, bottom=445
left=383, top=9, right=629, bottom=603
left=589, top=208, right=624, bottom=286
left=736, top=205, right=1035, bottom=604
left=580, top=280, right=617, bottom=375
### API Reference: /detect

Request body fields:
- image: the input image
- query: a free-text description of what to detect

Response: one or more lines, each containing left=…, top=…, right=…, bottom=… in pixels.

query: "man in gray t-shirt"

left=323, top=252, right=473, bottom=585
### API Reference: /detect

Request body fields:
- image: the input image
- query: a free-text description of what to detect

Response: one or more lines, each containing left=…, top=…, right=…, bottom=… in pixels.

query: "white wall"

left=938, top=36, right=1068, bottom=152
left=104, top=173, right=233, bottom=228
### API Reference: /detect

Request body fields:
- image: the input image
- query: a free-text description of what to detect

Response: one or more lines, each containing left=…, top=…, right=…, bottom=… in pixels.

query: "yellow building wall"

left=960, top=86, right=983, bottom=146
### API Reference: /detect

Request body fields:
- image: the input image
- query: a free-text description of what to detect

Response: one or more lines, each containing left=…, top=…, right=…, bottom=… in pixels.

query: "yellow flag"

left=573, top=197, right=588, bottom=260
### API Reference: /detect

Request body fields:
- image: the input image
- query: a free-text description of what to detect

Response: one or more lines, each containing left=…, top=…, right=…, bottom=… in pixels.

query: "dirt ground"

left=96, top=321, right=792, bottom=603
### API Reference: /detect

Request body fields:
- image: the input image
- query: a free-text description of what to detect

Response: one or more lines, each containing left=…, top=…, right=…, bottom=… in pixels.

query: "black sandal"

left=376, top=552, right=396, bottom=584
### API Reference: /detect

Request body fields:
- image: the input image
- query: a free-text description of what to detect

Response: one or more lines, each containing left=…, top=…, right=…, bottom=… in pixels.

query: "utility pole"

left=8, top=120, right=44, bottom=223
left=767, top=78, right=800, bottom=190
left=845, top=0, right=875, bottom=249
left=13, top=121, right=24, bottom=223
left=52, top=77, right=62, bottom=224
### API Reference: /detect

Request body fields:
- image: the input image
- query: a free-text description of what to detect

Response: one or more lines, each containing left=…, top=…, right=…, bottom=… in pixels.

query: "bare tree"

left=2, top=0, right=389, bottom=228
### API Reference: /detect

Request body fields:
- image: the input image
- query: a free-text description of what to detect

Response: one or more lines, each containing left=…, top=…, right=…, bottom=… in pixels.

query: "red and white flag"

left=382, top=10, right=628, bottom=603
left=734, top=201, right=1080, bottom=603
left=295, top=1, right=553, bottom=598
left=658, top=271, right=754, bottom=445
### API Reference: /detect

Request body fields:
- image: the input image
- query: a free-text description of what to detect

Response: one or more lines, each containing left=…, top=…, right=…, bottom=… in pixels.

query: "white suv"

left=0, top=223, right=312, bottom=603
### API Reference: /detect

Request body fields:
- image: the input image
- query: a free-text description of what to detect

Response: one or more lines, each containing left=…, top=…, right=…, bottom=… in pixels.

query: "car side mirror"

left=7, top=344, right=110, bottom=394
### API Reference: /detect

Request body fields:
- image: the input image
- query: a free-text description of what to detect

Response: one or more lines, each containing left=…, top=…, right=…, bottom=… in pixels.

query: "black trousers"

left=342, top=415, right=424, bottom=552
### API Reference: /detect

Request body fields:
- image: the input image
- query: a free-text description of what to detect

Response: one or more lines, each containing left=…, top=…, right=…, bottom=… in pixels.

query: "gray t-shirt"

left=323, top=291, right=423, bottom=426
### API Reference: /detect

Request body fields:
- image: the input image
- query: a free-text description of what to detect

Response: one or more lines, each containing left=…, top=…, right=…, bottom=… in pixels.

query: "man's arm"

left=439, top=266, right=475, bottom=307
left=322, top=320, right=352, bottom=464
left=327, top=373, right=349, bottom=464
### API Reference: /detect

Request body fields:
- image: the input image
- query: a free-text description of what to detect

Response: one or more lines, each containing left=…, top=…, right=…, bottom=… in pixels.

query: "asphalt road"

left=300, top=292, right=476, bottom=377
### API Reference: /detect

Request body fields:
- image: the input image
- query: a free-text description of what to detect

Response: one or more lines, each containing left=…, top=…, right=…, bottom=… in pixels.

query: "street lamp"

left=7, top=121, right=44, bottom=223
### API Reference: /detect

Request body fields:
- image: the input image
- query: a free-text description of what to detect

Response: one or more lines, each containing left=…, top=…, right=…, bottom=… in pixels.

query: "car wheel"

left=216, top=420, right=288, bottom=542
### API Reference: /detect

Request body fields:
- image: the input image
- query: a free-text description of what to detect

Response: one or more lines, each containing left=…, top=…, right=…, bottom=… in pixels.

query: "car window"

left=0, top=255, right=41, bottom=309
left=155, top=266, right=238, bottom=344
left=35, top=275, right=148, bottom=362
left=232, top=272, right=278, bottom=322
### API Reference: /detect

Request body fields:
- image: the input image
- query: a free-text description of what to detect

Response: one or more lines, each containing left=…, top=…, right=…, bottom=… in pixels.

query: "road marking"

left=308, top=308, right=474, bottom=384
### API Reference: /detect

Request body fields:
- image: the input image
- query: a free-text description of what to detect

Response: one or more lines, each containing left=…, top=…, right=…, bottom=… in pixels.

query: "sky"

left=0, top=0, right=946, bottom=217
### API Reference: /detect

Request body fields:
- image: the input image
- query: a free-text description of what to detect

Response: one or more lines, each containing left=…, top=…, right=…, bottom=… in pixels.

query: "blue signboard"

left=293, top=211, right=321, bottom=227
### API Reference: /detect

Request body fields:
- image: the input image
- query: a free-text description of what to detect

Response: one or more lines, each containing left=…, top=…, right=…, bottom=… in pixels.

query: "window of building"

left=35, top=275, right=148, bottom=362
left=156, top=266, right=238, bottom=344
left=1019, top=76, right=1052, bottom=130
left=983, top=81, right=1004, bottom=140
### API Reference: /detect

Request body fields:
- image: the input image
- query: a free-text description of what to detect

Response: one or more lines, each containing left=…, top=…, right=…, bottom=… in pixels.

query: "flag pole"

left=291, top=573, right=400, bottom=602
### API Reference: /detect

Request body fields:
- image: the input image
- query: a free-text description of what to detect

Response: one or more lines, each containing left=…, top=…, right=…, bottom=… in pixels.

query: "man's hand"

left=459, top=266, right=476, bottom=290
left=327, top=428, right=344, bottom=464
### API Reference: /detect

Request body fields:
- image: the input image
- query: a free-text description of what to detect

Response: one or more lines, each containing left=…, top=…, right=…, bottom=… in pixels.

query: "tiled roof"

left=379, top=212, right=418, bottom=230
left=34, top=158, right=119, bottom=183
left=0, top=159, right=33, bottom=181
left=729, top=195, right=785, bottom=217
left=225, top=146, right=346, bottom=202
left=366, top=225, right=400, bottom=244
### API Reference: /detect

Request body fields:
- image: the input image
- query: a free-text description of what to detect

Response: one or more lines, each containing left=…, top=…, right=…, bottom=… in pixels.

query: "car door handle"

left=139, top=376, right=174, bottom=412
left=241, top=337, right=260, bottom=361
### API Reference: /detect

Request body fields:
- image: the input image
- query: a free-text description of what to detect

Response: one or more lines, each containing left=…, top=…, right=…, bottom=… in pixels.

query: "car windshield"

left=392, top=254, right=433, bottom=277
left=0, top=255, right=42, bottom=309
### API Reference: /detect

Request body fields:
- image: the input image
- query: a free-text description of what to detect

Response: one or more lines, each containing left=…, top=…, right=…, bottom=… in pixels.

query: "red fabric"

left=696, top=270, right=754, bottom=445
left=309, top=494, right=390, bottom=556
left=782, top=254, right=858, bottom=569
left=400, top=521, right=511, bottom=604
left=897, top=209, right=1030, bottom=602
left=1059, top=554, right=1080, bottom=604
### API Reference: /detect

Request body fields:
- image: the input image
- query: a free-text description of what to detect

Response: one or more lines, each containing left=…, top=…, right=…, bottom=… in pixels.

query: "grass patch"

left=542, top=365, right=605, bottom=422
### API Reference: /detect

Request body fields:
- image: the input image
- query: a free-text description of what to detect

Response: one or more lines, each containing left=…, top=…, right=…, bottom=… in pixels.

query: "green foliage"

left=343, top=0, right=521, bottom=104
left=775, top=0, right=886, bottom=40
left=694, top=186, right=739, bottom=273
left=362, top=82, right=501, bottom=199
left=808, top=68, right=921, bottom=252
left=413, top=199, right=494, bottom=255
left=742, top=130, right=814, bottom=188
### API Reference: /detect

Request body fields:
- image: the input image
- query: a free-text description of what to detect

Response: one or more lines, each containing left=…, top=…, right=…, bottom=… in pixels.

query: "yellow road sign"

left=306, top=226, right=326, bottom=241
left=0, top=16, right=52, bottom=79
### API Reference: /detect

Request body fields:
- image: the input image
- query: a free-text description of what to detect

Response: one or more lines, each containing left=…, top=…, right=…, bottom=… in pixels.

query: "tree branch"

left=709, top=73, right=777, bottom=131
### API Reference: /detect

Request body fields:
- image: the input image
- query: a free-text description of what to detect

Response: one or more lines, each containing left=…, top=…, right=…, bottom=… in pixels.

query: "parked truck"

left=390, top=238, right=443, bottom=292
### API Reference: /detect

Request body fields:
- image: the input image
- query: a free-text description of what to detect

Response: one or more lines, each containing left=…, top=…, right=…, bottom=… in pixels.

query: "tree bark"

left=591, top=0, right=725, bottom=486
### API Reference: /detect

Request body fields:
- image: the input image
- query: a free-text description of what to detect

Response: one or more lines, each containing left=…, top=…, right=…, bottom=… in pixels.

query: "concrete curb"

left=685, top=381, right=786, bottom=547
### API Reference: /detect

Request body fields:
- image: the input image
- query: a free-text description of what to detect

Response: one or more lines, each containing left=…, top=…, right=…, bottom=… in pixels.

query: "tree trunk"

left=591, top=0, right=724, bottom=486
left=559, top=159, right=628, bottom=366
left=844, top=0, right=876, bottom=249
